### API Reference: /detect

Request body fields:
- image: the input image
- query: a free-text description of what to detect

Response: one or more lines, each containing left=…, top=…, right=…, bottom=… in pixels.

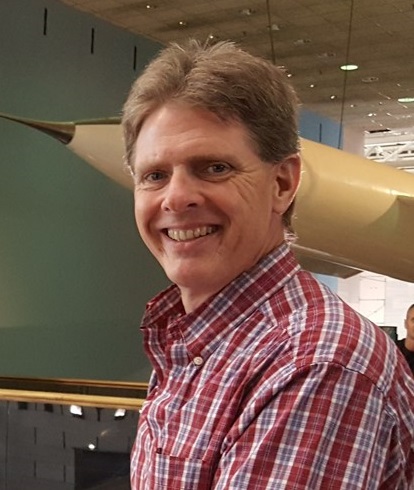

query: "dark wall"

left=0, top=0, right=168, bottom=382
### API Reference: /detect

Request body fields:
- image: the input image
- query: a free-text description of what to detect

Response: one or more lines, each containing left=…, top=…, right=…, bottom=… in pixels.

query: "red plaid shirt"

left=131, top=243, right=414, bottom=489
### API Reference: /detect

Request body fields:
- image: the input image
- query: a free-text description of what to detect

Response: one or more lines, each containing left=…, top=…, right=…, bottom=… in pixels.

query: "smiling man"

left=131, top=103, right=298, bottom=312
left=122, top=40, right=414, bottom=489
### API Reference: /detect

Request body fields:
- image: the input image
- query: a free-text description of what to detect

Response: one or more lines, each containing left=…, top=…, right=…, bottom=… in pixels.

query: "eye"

left=144, top=170, right=167, bottom=183
left=136, top=169, right=168, bottom=189
left=205, top=162, right=232, bottom=175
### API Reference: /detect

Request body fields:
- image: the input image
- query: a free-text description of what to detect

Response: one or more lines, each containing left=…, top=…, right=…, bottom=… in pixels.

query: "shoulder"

left=258, top=270, right=410, bottom=399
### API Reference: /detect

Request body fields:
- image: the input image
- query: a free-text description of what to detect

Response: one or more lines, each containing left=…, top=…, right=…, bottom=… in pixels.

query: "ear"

left=272, top=153, right=301, bottom=215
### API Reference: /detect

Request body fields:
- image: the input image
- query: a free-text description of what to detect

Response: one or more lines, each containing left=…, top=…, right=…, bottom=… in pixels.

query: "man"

left=396, top=304, right=414, bottom=375
left=122, top=40, right=414, bottom=489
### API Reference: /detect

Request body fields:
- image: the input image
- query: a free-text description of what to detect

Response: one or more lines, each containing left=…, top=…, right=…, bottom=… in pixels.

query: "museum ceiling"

left=58, top=0, right=414, bottom=147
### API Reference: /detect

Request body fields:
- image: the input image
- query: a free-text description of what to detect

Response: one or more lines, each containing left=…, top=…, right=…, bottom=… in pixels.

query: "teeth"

left=167, top=226, right=215, bottom=242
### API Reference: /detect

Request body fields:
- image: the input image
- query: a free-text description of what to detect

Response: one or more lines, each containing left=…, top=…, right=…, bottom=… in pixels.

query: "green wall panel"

left=0, top=0, right=167, bottom=381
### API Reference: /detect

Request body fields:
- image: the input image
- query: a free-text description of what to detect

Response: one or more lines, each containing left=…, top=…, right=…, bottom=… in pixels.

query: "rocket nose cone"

left=0, top=112, right=75, bottom=145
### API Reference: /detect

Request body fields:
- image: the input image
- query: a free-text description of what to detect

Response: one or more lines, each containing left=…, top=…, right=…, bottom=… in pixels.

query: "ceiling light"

left=398, top=97, right=414, bottom=103
left=330, top=95, right=337, bottom=100
left=240, top=8, right=255, bottom=16
left=114, top=408, right=127, bottom=419
left=362, top=76, right=379, bottom=83
left=294, top=38, right=310, bottom=45
left=270, top=23, right=281, bottom=31
left=309, top=84, right=316, bottom=88
left=340, top=64, right=358, bottom=71
left=318, top=52, right=336, bottom=59
left=70, top=405, right=83, bottom=418
left=178, top=20, right=187, bottom=27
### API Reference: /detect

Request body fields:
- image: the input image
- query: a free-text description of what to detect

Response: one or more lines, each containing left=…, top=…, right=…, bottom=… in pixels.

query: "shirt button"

left=193, top=356, right=204, bottom=366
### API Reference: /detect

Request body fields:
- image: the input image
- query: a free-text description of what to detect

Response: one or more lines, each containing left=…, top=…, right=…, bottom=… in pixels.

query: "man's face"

left=132, top=103, right=300, bottom=311
left=405, top=307, right=414, bottom=340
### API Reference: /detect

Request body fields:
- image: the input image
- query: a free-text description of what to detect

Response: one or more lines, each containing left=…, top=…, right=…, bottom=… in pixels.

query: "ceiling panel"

left=57, top=0, right=414, bottom=140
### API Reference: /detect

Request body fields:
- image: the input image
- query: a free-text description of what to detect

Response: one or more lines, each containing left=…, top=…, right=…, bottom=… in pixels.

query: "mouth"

left=166, top=226, right=218, bottom=242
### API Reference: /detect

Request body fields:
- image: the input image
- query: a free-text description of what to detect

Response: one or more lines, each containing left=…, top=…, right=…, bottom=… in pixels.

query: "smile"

left=167, top=226, right=217, bottom=242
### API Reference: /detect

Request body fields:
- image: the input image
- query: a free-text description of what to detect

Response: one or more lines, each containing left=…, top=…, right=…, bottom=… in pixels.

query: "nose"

left=161, top=170, right=204, bottom=212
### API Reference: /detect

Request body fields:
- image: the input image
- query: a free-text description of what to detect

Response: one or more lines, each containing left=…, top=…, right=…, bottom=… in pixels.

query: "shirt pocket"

left=149, top=451, right=215, bottom=490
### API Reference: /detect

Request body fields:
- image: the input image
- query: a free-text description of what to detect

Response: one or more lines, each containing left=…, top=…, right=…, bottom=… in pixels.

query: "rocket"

left=1, top=112, right=413, bottom=283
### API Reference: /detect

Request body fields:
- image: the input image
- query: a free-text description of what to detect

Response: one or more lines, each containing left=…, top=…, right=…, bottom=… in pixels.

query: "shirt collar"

left=142, top=242, right=300, bottom=364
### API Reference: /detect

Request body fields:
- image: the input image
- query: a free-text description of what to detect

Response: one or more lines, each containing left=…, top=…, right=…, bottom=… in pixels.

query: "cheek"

left=134, top=208, right=152, bottom=246
left=134, top=192, right=151, bottom=224
left=133, top=205, right=144, bottom=229
left=134, top=200, right=160, bottom=248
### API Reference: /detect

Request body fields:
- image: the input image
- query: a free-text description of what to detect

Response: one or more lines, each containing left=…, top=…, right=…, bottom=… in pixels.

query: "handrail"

left=0, top=376, right=148, bottom=409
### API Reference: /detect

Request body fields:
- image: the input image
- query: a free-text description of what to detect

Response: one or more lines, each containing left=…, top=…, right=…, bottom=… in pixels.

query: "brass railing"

left=0, top=376, right=148, bottom=409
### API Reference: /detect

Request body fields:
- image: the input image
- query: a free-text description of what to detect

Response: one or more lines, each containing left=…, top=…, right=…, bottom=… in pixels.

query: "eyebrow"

left=135, top=151, right=243, bottom=174
left=185, top=153, right=240, bottom=166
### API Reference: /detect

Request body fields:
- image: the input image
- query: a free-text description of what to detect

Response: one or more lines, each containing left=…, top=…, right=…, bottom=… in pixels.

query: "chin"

left=168, top=266, right=215, bottom=289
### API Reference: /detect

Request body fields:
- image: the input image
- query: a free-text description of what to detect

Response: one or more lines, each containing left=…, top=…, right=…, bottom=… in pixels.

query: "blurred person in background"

left=396, top=303, right=414, bottom=375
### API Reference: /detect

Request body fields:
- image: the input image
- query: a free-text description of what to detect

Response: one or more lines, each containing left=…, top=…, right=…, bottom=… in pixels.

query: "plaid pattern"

left=131, top=243, right=414, bottom=489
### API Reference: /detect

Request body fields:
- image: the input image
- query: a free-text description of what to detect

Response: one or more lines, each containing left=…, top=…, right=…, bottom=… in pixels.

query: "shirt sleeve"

left=213, top=362, right=398, bottom=489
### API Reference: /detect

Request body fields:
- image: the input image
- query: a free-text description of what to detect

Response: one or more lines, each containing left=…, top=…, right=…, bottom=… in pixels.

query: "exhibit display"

left=2, top=112, right=414, bottom=283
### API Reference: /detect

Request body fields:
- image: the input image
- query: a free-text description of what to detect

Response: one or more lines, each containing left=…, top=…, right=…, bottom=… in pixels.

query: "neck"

left=180, top=288, right=215, bottom=314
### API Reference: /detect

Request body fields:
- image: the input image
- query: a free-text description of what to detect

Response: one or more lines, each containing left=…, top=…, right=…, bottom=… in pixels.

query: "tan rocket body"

left=2, top=113, right=413, bottom=282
